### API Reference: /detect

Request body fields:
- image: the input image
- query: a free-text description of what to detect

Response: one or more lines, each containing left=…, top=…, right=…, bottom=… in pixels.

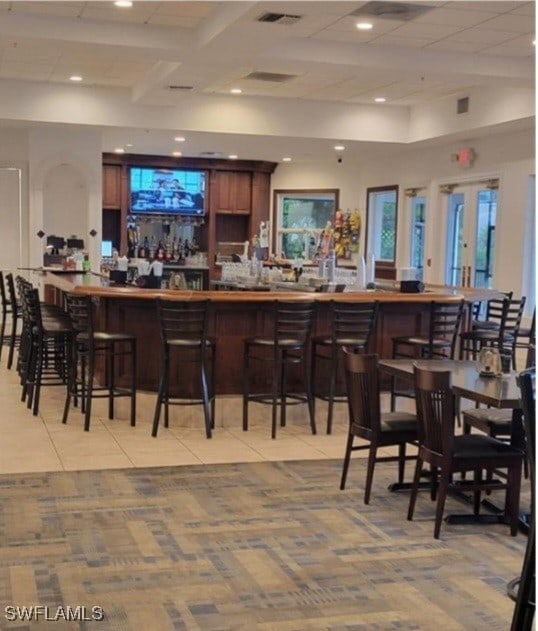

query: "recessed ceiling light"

left=126, top=143, right=133, bottom=148
left=114, top=1, right=133, bottom=7
left=228, top=154, right=238, bottom=160
left=174, top=136, right=186, bottom=142
left=114, top=147, right=125, bottom=154
left=334, top=144, right=345, bottom=151
left=282, top=157, right=292, bottom=162
left=356, top=22, right=373, bottom=30
left=230, top=88, right=242, bottom=95
left=374, top=97, right=386, bottom=103
left=172, top=151, right=182, bottom=157
left=69, top=75, right=83, bottom=82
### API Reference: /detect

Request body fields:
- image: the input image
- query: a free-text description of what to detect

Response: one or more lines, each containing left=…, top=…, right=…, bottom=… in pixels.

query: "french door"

left=444, top=183, right=498, bottom=288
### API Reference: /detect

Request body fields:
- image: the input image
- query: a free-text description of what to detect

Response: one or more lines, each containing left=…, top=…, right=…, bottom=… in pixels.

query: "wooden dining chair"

left=408, top=364, right=525, bottom=538
left=340, top=350, right=418, bottom=504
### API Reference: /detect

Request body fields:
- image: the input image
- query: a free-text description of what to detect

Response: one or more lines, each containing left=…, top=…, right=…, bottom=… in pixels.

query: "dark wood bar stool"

left=242, top=300, right=317, bottom=439
left=3, top=272, right=21, bottom=369
left=63, top=293, right=136, bottom=431
left=19, top=285, right=73, bottom=416
left=152, top=298, right=215, bottom=438
left=311, top=300, right=378, bottom=434
left=459, top=296, right=526, bottom=368
left=391, top=300, right=464, bottom=410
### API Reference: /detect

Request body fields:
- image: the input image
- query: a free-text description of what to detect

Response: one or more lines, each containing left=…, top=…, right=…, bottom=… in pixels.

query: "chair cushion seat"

left=312, top=335, right=368, bottom=347
left=452, top=434, right=523, bottom=459
left=245, top=336, right=305, bottom=349
left=167, top=337, right=215, bottom=349
left=394, top=336, right=451, bottom=347
left=380, top=411, right=417, bottom=434
left=77, top=331, right=135, bottom=342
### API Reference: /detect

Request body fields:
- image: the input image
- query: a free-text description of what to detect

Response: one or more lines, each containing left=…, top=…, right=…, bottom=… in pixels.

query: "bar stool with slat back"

left=311, top=300, right=378, bottom=434
left=19, top=285, right=73, bottom=416
left=63, top=293, right=136, bottom=431
left=390, top=299, right=464, bottom=411
left=4, top=272, right=20, bottom=369
left=459, top=296, right=526, bottom=367
left=242, top=300, right=317, bottom=439
left=152, top=298, right=216, bottom=438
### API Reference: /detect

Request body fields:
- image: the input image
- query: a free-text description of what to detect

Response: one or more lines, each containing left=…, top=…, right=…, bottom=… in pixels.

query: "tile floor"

left=0, top=356, right=375, bottom=474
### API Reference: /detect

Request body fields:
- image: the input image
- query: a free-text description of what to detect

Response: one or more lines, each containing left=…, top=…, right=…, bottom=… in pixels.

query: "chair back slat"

left=273, top=301, right=316, bottom=344
left=64, top=293, right=94, bottom=336
left=5, top=273, right=18, bottom=318
left=156, top=299, right=210, bottom=344
left=429, top=300, right=465, bottom=357
left=343, top=351, right=381, bottom=433
left=331, top=300, right=378, bottom=346
left=413, top=365, right=455, bottom=459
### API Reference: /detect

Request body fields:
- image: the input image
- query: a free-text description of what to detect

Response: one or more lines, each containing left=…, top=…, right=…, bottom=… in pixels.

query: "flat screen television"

left=130, top=167, right=206, bottom=215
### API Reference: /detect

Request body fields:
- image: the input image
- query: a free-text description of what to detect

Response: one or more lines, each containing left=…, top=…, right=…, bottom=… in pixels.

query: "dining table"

left=378, top=358, right=528, bottom=531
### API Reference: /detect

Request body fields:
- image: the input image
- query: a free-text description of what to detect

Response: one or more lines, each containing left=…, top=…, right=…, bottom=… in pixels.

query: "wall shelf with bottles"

left=102, top=153, right=277, bottom=281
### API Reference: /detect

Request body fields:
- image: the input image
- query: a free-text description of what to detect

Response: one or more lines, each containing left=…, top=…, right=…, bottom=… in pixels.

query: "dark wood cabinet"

left=102, top=164, right=121, bottom=209
left=212, top=171, right=252, bottom=214
left=101, top=154, right=276, bottom=281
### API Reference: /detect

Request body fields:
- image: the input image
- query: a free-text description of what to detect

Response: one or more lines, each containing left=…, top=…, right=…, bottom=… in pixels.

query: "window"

left=410, top=196, right=426, bottom=279
left=273, top=189, right=339, bottom=260
left=366, top=185, right=398, bottom=265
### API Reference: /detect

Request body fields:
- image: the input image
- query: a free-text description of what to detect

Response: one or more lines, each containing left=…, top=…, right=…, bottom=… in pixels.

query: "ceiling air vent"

left=199, top=151, right=223, bottom=158
left=350, top=2, right=435, bottom=21
left=257, top=12, right=302, bottom=25
left=243, top=71, right=297, bottom=83
left=168, top=85, right=194, bottom=91
left=457, top=97, right=470, bottom=114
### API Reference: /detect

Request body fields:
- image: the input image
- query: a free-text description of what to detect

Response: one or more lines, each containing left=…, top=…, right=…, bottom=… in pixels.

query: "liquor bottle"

left=149, top=236, right=156, bottom=260
left=355, top=255, right=366, bottom=290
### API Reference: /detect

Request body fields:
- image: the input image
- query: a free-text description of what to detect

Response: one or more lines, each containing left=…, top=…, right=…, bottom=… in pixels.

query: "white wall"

left=271, top=127, right=535, bottom=304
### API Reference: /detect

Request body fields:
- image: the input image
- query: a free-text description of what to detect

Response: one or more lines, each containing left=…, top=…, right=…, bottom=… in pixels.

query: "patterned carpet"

left=0, top=459, right=528, bottom=630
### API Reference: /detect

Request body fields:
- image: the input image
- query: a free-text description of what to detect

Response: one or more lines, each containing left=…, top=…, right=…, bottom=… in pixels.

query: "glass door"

left=444, top=184, right=497, bottom=288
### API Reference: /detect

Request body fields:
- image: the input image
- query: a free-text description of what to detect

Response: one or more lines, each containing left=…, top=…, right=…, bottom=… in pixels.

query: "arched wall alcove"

left=30, top=150, right=101, bottom=269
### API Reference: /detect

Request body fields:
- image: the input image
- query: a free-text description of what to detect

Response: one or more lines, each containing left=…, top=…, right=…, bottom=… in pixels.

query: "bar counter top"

left=39, top=270, right=504, bottom=304
left=37, top=270, right=503, bottom=394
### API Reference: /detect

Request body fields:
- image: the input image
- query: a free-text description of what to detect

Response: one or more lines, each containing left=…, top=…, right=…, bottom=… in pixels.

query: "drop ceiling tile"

left=449, top=1, right=527, bottom=12
left=369, top=35, right=435, bottom=48
left=413, top=7, right=499, bottom=27
left=152, top=2, right=218, bottom=18
left=322, top=14, right=403, bottom=35
left=446, top=27, right=524, bottom=45
left=0, top=60, right=52, bottom=81
left=477, top=13, right=535, bottom=33
left=425, top=40, right=489, bottom=54
left=386, top=22, right=463, bottom=39
left=146, top=15, right=201, bottom=28
left=8, top=2, right=83, bottom=18
left=483, top=43, right=536, bottom=58
left=508, top=2, right=536, bottom=16
left=311, top=30, right=379, bottom=44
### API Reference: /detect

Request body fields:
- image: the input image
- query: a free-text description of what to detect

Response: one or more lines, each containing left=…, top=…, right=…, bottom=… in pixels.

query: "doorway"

left=444, top=183, right=498, bottom=288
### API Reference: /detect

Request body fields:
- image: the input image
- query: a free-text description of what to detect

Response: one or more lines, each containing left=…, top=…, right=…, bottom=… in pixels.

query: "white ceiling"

left=0, top=0, right=534, bottom=162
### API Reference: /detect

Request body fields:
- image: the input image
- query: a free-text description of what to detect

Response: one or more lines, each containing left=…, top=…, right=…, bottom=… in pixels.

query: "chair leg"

left=279, top=352, right=287, bottom=429
left=200, top=349, right=212, bottom=439
left=130, top=340, right=136, bottom=427
left=473, top=469, right=482, bottom=515
left=0, top=309, right=6, bottom=362
left=32, top=341, right=44, bottom=416
left=107, top=343, right=114, bottom=420
left=84, top=356, right=95, bottom=431
left=339, top=432, right=354, bottom=490
left=407, top=458, right=423, bottom=521
left=7, top=313, right=18, bottom=369
left=397, top=443, right=406, bottom=484
left=152, top=352, right=168, bottom=437
left=364, top=442, right=378, bottom=505
left=506, top=459, right=522, bottom=537
left=326, top=346, right=337, bottom=435
left=242, top=344, right=250, bottom=432
left=303, top=348, right=317, bottom=436
left=271, top=350, right=281, bottom=439
left=433, top=470, right=451, bottom=539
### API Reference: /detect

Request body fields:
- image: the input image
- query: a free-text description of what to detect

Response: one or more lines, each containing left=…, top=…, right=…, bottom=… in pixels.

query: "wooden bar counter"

left=41, top=271, right=502, bottom=394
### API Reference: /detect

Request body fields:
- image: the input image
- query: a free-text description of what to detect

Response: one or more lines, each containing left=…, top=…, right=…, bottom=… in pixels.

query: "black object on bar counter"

left=400, top=280, right=424, bottom=293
